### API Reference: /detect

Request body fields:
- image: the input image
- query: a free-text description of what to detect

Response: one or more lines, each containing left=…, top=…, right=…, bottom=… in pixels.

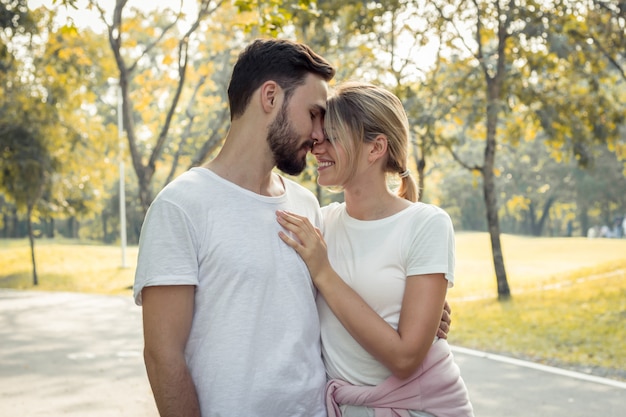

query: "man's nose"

left=312, top=120, right=326, bottom=143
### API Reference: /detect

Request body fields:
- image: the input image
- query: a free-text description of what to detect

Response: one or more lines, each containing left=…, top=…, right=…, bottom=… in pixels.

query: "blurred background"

left=1, top=0, right=625, bottom=383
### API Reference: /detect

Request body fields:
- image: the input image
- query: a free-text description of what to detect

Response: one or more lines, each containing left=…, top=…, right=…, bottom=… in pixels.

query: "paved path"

left=1, top=289, right=624, bottom=416
left=0, top=290, right=156, bottom=416
left=452, top=347, right=625, bottom=416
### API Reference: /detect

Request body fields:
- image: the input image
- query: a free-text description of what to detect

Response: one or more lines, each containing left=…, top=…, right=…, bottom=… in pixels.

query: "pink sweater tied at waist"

left=325, top=339, right=474, bottom=417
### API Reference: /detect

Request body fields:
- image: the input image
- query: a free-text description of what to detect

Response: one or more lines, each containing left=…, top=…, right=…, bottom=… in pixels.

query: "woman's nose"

left=312, top=138, right=326, bottom=155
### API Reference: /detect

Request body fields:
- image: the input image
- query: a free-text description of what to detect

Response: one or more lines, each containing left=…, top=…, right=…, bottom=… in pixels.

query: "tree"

left=416, top=0, right=625, bottom=300
left=0, top=123, right=55, bottom=285
left=572, top=145, right=626, bottom=234
left=542, top=2, right=624, bottom=165
left=1, top=2, right=120, bottom=253
left=497, top=138, right=573, bottom=236
left=423, top=0, right=515, bottom=299
left=5, top=5, right=121, bottom=241
left=566, top=0, right=626, bottom=83
left=90, top=0, right=221, bottom=215
left=1, top=1, right=45, bottom=283
left=92, top=0, right=319, bottom=216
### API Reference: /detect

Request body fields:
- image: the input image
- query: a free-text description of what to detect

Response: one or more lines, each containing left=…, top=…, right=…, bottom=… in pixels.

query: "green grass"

left=0, top=238, right=138, bottom=294
left=449, top=232, right=626, bottom=381
left=1, top=234, right=625, bottom=381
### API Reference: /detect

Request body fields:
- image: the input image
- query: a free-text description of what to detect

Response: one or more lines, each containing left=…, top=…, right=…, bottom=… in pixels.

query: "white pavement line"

left=451, top=345, right=626, bottom=390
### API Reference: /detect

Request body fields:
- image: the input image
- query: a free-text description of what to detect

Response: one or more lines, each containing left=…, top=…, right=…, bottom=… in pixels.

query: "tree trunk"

left=67, top=216, right=81, bottom=238
left=137, top=169, right=153, bottom=218
left=483, top=160, right=510, bottom=300
left=578, top=203, right=589, bottom=238
left=27, top=206, right=38, bottom=286
left=411, top=138, right=426, bottom=202
left=107, top=0, right=213, bottom=220
left=10, top=207, right=18, bottom=238
left=484, top=82, right=510, bottom=300
left=532, top=196, right=555, bottom=236
left=45, top=217, right=55, bottom=238
left=101, top=210, right=109, bottom=243
left=479, top=3, right=512, bottom=300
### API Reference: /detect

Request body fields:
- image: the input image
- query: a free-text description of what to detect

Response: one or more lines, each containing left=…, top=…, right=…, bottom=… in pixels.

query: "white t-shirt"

left=134, top=167, right=327, bottom=417
left=318, top=202, right=455, bottom=386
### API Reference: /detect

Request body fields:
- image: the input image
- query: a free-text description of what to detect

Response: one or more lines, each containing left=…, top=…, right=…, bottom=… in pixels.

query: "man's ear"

left=260, top=81, right=279, bottom=113
left=368, top=134, right=388, bottom=163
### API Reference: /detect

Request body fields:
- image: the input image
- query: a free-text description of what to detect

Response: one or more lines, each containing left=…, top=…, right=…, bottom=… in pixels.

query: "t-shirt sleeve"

left=133, top=198, right=199, bottom=305
left=406, top=208, right=456, bottom=287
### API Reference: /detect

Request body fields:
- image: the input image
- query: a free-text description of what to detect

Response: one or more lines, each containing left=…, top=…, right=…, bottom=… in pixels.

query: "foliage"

left=89, top=0, right=324, bottom=216
left=404, top=0, right=626, bottom=298
left=0, top=0, right=35, bottom=36
left=0, top=0, right=625, bottom=298
left=2, top=5, right=119, bottom=226
left=0, top=124, right=53, bottom=213
left=36, top=16, right=117, bottom=221
left=436, top=138, right=626, bottom=237
left=0, top=121, right=53, bottom=284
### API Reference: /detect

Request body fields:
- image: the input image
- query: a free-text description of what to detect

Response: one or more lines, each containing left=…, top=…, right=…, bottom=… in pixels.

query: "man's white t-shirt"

left=134, top=167, right=327, bottom=417
left=318, top=202, right=455, bottom=386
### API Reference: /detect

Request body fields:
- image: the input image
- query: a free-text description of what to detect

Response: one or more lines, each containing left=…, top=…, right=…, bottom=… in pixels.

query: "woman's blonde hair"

left=324, top=82, right=418, bottom=202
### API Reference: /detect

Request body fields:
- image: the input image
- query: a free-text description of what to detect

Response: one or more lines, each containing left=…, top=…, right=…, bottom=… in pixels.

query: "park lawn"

left=450, top=272, right=626, bottom=378
left=0, top=238, right=138, bottom=294
left=450, top=232, right=626, bottom=380
left=453, top=232, right=626, bottom=299
left=1, top=233, right=625, bottom=380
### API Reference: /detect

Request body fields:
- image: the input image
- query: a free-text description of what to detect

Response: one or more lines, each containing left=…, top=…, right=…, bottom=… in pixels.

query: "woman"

left=277, top=82, right=473, bottom=417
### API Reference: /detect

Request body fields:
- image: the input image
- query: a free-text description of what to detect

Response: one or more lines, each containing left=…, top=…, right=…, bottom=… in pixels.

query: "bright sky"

left=28, top=0, right=197, bottom=32
left=27, top=0, right=439, bottom=79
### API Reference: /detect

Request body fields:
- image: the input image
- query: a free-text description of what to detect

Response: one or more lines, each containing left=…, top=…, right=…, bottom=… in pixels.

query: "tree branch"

left=148, top=0, right=224, bottom=172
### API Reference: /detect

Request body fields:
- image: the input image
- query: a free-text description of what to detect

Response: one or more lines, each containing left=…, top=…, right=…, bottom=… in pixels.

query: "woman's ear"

left=260, top=81, right=279, bottom=113
left=368, top=134, right=388, bottom=163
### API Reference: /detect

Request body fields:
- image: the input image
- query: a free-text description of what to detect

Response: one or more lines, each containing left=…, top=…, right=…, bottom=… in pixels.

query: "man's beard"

left=267, top=105, right=312, bottom=176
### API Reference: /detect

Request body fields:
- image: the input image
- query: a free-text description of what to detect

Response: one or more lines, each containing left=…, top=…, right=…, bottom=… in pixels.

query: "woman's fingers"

left=276, top=211, right=331, bottom=280
left=277, top=229, right=298, bottom=248
left=276, top=211, right=311, bottom=249
left=276, top=211, right=299, bottom=235
left=276, top=211, right=315, bottom=238
left=276, top=210, right=311, bottom=229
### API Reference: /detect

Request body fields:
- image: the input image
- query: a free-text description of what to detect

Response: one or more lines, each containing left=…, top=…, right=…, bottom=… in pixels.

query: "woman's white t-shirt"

left=318, top=201, right=455, bottom=386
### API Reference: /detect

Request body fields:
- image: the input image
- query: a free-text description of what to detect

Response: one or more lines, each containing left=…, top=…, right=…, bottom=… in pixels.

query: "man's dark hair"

left=227, top=38, right=336, bottom=120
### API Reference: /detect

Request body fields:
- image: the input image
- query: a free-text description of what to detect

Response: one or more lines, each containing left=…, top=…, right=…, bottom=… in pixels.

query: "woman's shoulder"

left=405, top=202, right=453, bottom=229
left=409, top=201, right=450, bottom=217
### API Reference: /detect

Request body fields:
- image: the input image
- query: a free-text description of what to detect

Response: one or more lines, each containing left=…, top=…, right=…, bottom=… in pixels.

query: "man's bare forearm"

left=145, top=354, right=201, bottom=417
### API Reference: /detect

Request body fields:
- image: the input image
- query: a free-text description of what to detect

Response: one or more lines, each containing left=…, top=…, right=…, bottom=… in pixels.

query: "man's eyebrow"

left=313, top=104, right=326, bottom=116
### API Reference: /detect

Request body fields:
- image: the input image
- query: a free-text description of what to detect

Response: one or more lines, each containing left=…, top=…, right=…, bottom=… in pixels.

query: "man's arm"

left=437, top=300, right=452, bottom=339
left=142, top=285, right=200, bottom=417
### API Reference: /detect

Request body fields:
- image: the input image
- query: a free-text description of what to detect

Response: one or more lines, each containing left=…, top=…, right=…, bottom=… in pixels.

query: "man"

left=134, top=38, right=450, bottom=417
left=135, top=38, right=335, bottom=417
